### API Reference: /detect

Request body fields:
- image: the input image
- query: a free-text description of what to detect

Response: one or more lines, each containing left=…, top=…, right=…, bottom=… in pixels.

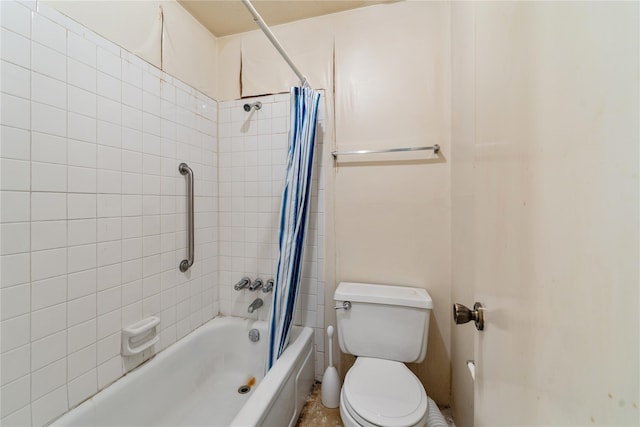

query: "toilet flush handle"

left=335, top=301, right=351, bottom=311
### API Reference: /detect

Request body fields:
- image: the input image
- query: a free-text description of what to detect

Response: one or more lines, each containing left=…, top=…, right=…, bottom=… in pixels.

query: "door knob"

left=453, top=302, right=484, bottom=331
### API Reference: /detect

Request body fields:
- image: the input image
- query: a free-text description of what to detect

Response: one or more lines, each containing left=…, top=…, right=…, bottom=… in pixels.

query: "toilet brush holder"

left=321, top=325, right=341, bottom=408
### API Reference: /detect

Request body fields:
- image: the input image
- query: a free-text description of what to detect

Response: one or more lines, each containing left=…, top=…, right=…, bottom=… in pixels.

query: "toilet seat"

left=342, top=357, right=428, bottom=427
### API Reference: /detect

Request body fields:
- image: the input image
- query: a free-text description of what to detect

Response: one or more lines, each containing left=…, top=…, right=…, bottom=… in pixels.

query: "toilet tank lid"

left=335, top=282, right=433, bottom=309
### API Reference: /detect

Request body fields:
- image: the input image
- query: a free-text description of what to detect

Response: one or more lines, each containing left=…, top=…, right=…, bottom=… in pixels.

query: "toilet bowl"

left=339, top=357, right=428, bottom=427
left=333, top=282, right=434, bottom=427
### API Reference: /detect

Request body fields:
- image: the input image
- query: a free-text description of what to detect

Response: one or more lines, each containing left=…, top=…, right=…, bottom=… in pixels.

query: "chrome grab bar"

left=179, top=163, right=194, bottom=272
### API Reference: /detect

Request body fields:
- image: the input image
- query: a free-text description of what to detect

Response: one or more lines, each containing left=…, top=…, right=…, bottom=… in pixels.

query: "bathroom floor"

left=296, top=382, right=457, bottom=427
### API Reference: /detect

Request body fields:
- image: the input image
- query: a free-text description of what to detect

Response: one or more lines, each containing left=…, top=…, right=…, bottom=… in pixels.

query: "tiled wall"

left=0, top=2, right=218, bottom=425
left=217, top=95, right=326, bottom=379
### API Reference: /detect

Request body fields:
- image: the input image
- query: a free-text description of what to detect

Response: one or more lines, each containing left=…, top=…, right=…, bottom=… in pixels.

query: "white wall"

left=217, top=2, right=452, bottom=404
left=0, top=3, right=218, bottom=425
left=451, top=2, right=639, bottom=425
left=44, top=0, right=218, bottom=99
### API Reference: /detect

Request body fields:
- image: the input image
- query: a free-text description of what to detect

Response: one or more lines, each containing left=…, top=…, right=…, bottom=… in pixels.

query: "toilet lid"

left=343, top=357, right=428, bottom=427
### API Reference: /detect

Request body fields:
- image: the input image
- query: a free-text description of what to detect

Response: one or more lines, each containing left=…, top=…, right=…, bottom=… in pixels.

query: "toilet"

left=334, top=282, right=434, bottom=427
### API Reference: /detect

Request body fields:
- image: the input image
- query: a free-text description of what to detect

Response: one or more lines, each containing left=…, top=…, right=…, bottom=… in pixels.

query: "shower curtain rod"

left=240, top=0, right=310, bottom=87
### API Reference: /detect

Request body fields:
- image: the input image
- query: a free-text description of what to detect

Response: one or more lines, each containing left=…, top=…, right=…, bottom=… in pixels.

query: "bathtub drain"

left=238, top=385, right=251, bottom=394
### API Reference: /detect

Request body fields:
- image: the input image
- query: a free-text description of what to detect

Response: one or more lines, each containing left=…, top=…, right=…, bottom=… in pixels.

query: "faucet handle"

left=234, top=276, right=251, bottom=291
left=263, top=279, right=274, bottom=293
left=248, top=278, right=263, bottom=291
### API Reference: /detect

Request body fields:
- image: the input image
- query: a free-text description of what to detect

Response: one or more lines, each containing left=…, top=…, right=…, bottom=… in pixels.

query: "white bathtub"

left=52, top=316, right=315, bottom=427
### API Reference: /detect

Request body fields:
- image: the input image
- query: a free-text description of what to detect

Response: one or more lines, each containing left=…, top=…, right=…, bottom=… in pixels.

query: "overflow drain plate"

left=238, top=385, right=251, bottom=394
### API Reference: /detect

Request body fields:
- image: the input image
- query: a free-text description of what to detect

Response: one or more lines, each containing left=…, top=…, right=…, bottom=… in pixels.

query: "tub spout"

left=248, top=298, right=263, bottom=313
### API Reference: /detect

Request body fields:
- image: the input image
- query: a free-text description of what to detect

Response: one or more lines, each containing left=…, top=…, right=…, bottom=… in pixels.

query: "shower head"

left=243, top=102, right=262, bottom=112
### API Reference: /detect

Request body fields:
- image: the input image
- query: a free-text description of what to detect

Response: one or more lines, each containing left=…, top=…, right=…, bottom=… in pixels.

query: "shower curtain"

left=268, top=86, right=321, bottom=369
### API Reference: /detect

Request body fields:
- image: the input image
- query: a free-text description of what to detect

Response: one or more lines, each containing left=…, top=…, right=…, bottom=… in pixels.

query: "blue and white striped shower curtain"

left=267, top=86, right=321, bottom=369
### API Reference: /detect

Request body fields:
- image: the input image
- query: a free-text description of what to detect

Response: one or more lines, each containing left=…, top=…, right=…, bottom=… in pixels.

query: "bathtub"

left=52, top=316, right=315, bottom=427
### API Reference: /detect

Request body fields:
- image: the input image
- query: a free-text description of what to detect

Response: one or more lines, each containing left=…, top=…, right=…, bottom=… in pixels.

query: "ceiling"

left=178, top=0, right=391, bottom=37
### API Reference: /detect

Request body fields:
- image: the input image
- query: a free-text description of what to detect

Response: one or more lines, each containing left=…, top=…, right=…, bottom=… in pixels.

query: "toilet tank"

left=334, top=282, right=433, bottom=363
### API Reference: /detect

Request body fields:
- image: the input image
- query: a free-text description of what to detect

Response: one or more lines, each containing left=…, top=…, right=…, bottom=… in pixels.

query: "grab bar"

left=331, top=145, right=440, bottom=158
left=179, top=162, right=194, bottom=272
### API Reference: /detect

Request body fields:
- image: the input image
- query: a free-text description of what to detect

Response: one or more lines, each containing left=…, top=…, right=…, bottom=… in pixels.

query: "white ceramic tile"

left=1, top=60, right=30, bottom=99
left=31, top=358, right=66, bottom=401
left=0, top=344, right=30, bottom=386
left=97, top=217, right=121, bottom=242
left=31, top=301, right=66, bottom=341
left=68, top=139, right=97, bottom=168
left=97, top=47, right=121, bottom=79
left=97, top=240, right=121, bottom=267
left=0, top=28, right=30, bottom=68
left=142, top=133, right=161, bottom=156
left=31, top=192, right=66, bottom=221
left=67, top=31, right=96, bottom=67
left=31, top=247, right=66, bottom=281
left=31, top=42, right=66, bottom=82
left=0, top=1, right=31, bottom=37
left=0, top=283, right=30, bottom=320
left=0, top=314, right=30, bottom=352
left=67, top=369, right=97, bottom=407
left=31, top=331, right=65, bottom=373
left=96, top=309, right=120, bottom=340
left=32, top=162, right=67, bottom=192
left=67, top=344, right=95, bottom=380
left=0, top=222, right=30, bottom=255
left=31, top=275, right=66, bottom=312
left=67, top=294, right=96, bottom=327
left=97, top=96, right=122, bottom=125
left=68, top=112, right=96, bottom=143
left=122, top=237, right=142, bottom=262
left=31, top=73, right=67, bottom=109
left=67, top=219, right=96, bottom=247
left=142, top=112, right=161, bottom=136
left=0, top=159, right=29, bottom=192
left=68, top=57, right=96, bottom=92
left=68, top=85, right=97, bottom=118
left=67, top=194, right=96, bottom=220
left=97, top=287, right=121, bottom=316
left=122, top=129, right=143, bottom=154
left=31, top=220, right=67, bottom=251
left=97, top=263, right=121, bottom=291
left=68, top=166, right=97, bottom=193
left=0, top=125, right=30, bottom=161
left=122, top=82, right=142, bottom=111
left=67, top=319, right=95, bottom=354
left=122, top=61, right=142, bottom=87
left=95, top=146, right=120, bottom=173
left=97, top=169, right=121, bottom=194
left=96, top=333, right=119, bottom=366
left=0, top=374, right=30, bottom=418
left=122, top=104, right=143, bottom=131
left=67, top=268, right=96, bottom=301
left=97, top=356, right=122, bottom=390
left=31, top=132, right=67, bottom=165
left=30, top=384, right=68, bottom=427
left=1, top=93, right=30, bottom=129
left=1, top=191, right=29, bottom=223
left=96, top=194, right=121, bottom=219
left=97, top=120, right=121, bottom=148
left=32, top=101, right=66, bottom=137
left=32, top=12, right=66, bottom=54
left=97, top=71, right=121, bottom=103
left=68, top=243, right=97, bottom=273
left=0, top=253, right=30, bottom=288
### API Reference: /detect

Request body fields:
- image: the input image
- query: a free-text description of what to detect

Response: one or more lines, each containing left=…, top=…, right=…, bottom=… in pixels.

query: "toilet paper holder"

left=453, top=302, right=484, bottom=331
